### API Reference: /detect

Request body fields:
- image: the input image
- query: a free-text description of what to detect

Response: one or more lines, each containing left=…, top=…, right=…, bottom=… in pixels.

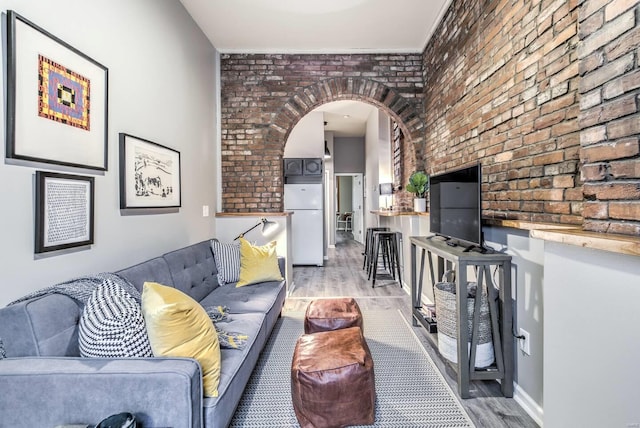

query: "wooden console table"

left=410, top=236, right=514, bottom=398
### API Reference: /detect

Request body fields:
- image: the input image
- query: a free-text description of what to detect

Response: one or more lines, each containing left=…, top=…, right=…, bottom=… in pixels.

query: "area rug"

left=229, top=310, right=475, bottom=428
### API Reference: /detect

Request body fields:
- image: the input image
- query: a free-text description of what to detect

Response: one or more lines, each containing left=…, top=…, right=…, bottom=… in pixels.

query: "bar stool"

left=362, top=227, right=389, bottom=270
left=368, top=231, right=402, bottom=288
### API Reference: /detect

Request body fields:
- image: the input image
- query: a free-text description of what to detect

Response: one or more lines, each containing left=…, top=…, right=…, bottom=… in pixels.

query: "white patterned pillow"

left=211, top=239, right=241, bottom=285
left=0, top=338, right=5, bottom=359
left=79, top=282, right=153, bottom=358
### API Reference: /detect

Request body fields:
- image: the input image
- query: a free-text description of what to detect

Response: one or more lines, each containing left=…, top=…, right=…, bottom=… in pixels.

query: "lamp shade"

left=379, top=183, right=393, bottom=195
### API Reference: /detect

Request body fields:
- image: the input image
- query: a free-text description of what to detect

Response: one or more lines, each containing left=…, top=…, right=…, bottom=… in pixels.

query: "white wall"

left=364, top=109, right=380, bottom=230
left=377, top=214, right=424, bottom=296
left=213, top=216, right=293, bottom=289
left=0, top=0, right=217, bottom=306
left=543, top=242, right=640, bottom=428
left=378, top=112, right=392, bottom=183
left=325, top=132, right=335, bottom=248
left=283, top=110, right=324, bottom=158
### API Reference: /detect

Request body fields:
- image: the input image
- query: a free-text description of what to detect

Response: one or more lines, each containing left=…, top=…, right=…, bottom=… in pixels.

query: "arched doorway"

left=280, top=79, right=423, bottom=255
left=270, top=77, right=425, bottom=212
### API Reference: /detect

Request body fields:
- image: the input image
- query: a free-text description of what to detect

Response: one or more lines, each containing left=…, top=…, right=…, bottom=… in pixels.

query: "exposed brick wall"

left=220, top=1, right=639, bottom=234
left=220, top=54, right=424, bottom=212
left=422, top=0, right=583, bottom=224
left=579, top=0, right=640, bottom=235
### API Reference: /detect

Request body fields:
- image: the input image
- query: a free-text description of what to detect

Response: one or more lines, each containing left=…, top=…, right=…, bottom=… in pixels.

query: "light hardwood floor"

left=283, top=231, right=539, bottom=428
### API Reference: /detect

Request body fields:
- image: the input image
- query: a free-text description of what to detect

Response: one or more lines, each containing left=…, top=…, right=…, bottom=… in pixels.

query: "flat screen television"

left=429, top=163, right=483, bottom=248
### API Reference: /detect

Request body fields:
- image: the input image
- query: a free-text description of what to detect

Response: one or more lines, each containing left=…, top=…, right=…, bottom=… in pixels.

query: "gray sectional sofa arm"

left=0, top=357, right=203, bottom=428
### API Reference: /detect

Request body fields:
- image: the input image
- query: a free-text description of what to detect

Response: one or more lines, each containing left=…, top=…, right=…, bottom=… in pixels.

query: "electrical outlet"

left=519, top=328, right=531, bottom=355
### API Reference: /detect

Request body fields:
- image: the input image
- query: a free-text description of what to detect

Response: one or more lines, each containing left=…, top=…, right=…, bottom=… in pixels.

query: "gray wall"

left=0, top=0, right=218, bottom=306
left=484, top=227, right=544, bottom=424
left=334, top=137, right=364, bottom=173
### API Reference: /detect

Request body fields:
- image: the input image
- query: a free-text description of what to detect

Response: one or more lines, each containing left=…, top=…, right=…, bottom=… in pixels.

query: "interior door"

left=351, top=174, right=364, bottom=244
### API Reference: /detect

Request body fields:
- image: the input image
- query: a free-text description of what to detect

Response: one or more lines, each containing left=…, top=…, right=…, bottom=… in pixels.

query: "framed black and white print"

left=5, top=10, right=108, bottom=170
left=35, top=171, right=95, bottom=254
left=119, top=133, right=181, bottom=209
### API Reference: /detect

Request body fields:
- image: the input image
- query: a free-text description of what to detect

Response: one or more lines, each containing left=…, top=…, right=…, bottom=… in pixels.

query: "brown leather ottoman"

left=291, top=326, right=375, bottom=428
left=304, top=297, right=363, bottom=334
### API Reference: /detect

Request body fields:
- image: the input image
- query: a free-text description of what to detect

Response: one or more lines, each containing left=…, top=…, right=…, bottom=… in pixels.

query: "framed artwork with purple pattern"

left=5, top=11, right=108, bottom=170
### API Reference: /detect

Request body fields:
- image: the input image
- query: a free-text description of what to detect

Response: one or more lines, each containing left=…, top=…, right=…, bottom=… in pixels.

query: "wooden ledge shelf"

left=483, top=218, right=580, bottom=231
left=530, top=228, right=640, bottom=257
left=484, top=218, right=640, bottom=256
left=216, top=212, right=293, bottom=217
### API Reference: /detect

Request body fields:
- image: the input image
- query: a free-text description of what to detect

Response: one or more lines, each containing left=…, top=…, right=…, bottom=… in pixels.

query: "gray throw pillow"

left=211, top=239, right=241, bottom=285
left=79, top=282, right=153, bottom=358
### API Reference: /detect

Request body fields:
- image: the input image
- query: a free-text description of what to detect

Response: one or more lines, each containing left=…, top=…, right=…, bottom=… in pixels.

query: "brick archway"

left=267, top=77, right=425, bottom=151
left=266, top=77, right=425, bottom=211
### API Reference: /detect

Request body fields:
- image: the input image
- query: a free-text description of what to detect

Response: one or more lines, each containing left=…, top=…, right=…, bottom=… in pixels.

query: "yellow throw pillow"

left=141, top=281, right=221, bottom=397
left=236, top=237, right=284, bottom=288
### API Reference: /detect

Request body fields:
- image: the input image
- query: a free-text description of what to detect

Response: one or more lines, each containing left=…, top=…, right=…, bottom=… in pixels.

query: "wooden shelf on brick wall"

left=485, top=218, right=640, bottom=257
left=530, top=228, right=640, bottom=257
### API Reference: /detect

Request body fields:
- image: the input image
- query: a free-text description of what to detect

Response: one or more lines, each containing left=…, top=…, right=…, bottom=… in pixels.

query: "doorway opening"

left=335, top=173, right=364, bottom=245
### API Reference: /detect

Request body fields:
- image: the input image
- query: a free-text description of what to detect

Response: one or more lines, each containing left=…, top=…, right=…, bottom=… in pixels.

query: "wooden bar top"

left=370, top=210, right=429, bottom=217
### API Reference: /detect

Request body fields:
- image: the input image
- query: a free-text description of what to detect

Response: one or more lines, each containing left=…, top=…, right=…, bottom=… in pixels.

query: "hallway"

left=283, top=231, right=408, bottom=312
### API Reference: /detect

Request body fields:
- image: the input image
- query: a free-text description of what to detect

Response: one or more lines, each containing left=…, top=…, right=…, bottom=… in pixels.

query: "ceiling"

left=315, top=101, right=376, bottom=138
left=178, top=0, right=451, bottom=137
left=179, top=0, right=452, bottom=54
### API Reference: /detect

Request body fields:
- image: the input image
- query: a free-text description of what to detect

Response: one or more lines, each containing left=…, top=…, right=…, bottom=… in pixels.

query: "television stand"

left=409, top=236, right=513, bottom=399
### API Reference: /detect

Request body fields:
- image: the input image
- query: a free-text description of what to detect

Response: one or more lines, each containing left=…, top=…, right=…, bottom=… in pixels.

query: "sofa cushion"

left=142, top=281, right=221, bottom=397
left=237, top=238, right=283, bottom=288
left=199, top=279, right=285, bottom=315
left=211, top=239, right=240, bottom=285
left=116, top=257, right=174, bottom=293
left=163, top=241, right=219, bottom=301
left=203, top=312, right=267, bottom=428
left=79, top=282, right=153, bottom=358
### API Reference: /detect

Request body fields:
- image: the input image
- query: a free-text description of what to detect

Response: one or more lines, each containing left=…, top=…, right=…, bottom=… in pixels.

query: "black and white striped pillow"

left=211, top=239, right=241, bottom=285
left=79, top=282, right=153, bottom=358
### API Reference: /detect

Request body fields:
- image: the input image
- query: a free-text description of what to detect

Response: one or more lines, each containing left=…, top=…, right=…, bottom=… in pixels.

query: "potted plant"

left=406, top=171, right=429, bottom=212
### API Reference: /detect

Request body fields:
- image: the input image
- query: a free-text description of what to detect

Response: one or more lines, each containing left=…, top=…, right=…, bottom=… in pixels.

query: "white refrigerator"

left=284, top=183, right=324, bottom=266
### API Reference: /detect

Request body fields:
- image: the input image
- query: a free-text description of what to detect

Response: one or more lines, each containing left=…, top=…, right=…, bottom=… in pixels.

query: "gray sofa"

left=0, top=239, right=287, bottom=428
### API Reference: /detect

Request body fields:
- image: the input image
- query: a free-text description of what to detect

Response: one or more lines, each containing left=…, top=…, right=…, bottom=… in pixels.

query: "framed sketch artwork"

left=35, top=171, right=95, bottom=254
left=119, top=133, right=181, bottom=209
left=5, top=11, right=108, bottom=170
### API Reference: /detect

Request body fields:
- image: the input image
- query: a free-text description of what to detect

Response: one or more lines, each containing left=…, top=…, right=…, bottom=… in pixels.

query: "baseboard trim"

left=514, top=382, right=544, bottom=427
